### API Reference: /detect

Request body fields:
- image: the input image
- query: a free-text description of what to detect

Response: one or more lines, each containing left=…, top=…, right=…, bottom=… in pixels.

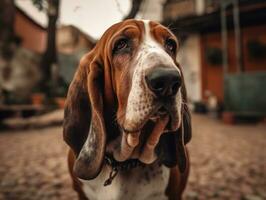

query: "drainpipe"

left=233, top=0, right=243, bottom=73
left=221, top=1, right=229, bottom=75
left=221, top=0, right=242, bottom=74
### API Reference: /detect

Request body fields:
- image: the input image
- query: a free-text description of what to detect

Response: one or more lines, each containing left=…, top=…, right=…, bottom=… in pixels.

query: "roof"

left=15, top=6, right=46, bottom=31
left=59, top=24, right=96, bottom=44
left=163, top=1, right=266, bottom=35
left=15, top=6, right=96, bottom=43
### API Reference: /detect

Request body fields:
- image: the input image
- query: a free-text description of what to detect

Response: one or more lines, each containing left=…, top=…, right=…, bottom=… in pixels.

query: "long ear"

left=182, top=103, right=192, bottom=144
left=63, top=53, right=106, bottom=180
left=156, top=85, right=192, bottom=173
left=175, top=103, right=191, bottom=173
left=175, top=70, right=192, bottom=172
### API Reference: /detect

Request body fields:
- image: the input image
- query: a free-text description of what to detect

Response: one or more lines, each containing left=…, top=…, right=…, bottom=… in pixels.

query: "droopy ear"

left=175, top=67, right=192, bottom=173
left=63, top=53, right=106, bottom=180
left=156, top=104, right=191, bottom=173
left=175, top=103, right=191, bottom=173
left=182, top=103, right=192, bottom=145
left=156, top=86, right=192, bottom=173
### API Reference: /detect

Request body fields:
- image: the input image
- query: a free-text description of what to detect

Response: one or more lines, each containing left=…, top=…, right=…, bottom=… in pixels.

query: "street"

left=0, top=114, right=265, bottom=200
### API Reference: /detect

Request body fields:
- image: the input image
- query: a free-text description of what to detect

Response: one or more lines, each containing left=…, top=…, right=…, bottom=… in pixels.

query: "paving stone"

left=0, top=114, right=265, bottom=199
left=243, top=194, right=264, bottom=200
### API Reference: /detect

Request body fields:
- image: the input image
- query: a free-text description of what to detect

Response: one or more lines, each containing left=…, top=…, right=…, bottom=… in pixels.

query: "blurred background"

left=0, top=0, right=265, bottom=199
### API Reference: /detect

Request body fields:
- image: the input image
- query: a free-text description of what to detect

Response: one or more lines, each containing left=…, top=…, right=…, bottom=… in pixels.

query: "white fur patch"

left=124, top=20, right=182, bottom=132
left=80, top=163, right=170, bottom=200
left=78, top=20, right=183, bottom=200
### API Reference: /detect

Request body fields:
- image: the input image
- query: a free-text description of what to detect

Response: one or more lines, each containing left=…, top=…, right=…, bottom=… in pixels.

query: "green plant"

left=205, top=47, right=223, bottom=66
left=247, top=40, right=266, bottom=59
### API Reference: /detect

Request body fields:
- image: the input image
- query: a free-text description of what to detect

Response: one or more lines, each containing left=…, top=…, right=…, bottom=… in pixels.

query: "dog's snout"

left=145, top=67, right=181, bottom=97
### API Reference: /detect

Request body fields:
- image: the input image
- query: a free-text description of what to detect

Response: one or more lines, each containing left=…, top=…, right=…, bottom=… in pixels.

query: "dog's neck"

left=80, top=158, right=170, bottom=200
left=103, top=153, right=143, bottom=186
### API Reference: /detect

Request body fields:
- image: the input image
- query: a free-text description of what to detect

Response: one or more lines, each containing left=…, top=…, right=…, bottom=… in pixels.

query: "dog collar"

left=103, top=154, right=143, bottom=186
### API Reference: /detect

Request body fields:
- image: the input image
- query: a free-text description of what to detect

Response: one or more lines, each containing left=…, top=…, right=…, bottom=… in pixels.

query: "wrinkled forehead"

left=97, top=19, right=177, bottom=49
left=144, top=20, right=177, bottom=45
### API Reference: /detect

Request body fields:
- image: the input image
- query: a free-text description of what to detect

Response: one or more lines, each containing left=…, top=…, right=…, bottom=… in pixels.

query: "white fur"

left=80, top=163, right=170, bottom=200
left=124, top=20, right=182, bottom=131
left=80, top=20, right=182, bottom=200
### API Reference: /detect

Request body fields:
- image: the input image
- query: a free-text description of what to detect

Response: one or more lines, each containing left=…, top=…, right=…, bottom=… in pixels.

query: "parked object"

left=221, top=1, right=266, bottom=119
left=224, top=72, right=266, bottom=117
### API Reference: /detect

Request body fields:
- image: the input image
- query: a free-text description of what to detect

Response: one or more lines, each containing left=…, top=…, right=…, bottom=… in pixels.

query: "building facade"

left=163, top=0, right=266, bottom=104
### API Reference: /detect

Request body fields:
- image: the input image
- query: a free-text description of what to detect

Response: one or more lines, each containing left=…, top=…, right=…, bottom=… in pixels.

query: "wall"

left=57, top=26, right=94, bottom=54
left=14, top=10, right=46, bottom=53
left=177, top=35, right=202, bottom=102
left=137, top=0, right=166, bottom=21
left=242, top=25, right=266, bottom=72
left=200, top=24, right=266, bottom=102
left=164, top=0, right=195, bottom=20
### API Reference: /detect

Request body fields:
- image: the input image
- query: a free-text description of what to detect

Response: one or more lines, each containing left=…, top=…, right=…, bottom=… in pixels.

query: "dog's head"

left=63, top=19, right=191, bottom=180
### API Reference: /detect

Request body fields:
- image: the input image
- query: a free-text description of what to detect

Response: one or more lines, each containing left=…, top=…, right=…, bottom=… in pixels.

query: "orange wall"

left=200, top=24, right=266, bottom=102
left=242, top=25, right=266, bottom=72
left=200, top=33, right=224, bottom=101
left=14, top=11, right=46, bottom=53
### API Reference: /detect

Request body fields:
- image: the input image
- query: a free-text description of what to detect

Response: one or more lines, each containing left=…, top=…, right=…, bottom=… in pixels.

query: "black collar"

left=103, top=154, right=143, bottom=186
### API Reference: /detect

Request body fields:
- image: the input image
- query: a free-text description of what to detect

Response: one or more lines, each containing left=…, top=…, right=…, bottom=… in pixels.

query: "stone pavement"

left=0, top=114, right=265, bottom=200
left=184, top=115, right=266, bottom=200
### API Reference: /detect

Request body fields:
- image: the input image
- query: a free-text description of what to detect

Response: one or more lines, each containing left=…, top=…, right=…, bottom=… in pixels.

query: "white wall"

left=136, top=0, right=166, bottom=21
left=177, top=35, right=202, bottom=102
left=195, top=0, right=206, bottom=15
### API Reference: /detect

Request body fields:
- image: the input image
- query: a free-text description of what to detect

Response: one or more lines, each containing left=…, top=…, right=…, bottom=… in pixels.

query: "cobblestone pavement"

left=0, top=114, right=265, bottom=200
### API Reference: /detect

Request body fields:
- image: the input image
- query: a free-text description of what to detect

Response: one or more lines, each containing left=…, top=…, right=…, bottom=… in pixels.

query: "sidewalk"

left=0, top=114, right=265, bottom=200
left=2, top=109, right=64, bottom=129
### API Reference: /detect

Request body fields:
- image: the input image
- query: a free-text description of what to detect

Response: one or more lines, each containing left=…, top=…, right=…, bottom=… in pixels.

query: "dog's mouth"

left=150, top=104, right=179, bottom=132
left=114, top=102, right=180, bottom=164
left=122, top=102, right=179, bottom=134
left=115, top=115, right=169, bottom=163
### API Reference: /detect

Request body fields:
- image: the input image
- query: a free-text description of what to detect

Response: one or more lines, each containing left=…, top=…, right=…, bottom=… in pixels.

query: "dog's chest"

left=80, top=163, right=170, bottom=200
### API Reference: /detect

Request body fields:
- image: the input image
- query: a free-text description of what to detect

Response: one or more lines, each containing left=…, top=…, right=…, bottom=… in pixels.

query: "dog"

left=63, top=19, right=191, bottom=200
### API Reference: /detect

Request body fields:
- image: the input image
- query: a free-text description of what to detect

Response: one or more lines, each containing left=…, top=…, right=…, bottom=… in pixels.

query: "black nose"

left=145, top=67, right=181, bottom=97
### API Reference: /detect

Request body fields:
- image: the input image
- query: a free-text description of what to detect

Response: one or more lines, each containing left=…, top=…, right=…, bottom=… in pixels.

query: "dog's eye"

left=165, top=38, right=177, bottom=53
left=113, top=38, right=129, bottom=53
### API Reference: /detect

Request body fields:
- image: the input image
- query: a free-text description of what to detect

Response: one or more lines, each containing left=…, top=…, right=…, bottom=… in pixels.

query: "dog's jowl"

left=63, top=19, right=192, bottom=200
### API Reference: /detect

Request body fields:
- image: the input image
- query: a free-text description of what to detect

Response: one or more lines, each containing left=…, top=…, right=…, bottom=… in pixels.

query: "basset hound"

left=63, top=19, right=192, bottom=200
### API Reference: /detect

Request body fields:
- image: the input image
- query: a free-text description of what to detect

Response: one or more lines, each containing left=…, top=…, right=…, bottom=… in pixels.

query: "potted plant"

left=50, top=79, right=68, bottom=109
left=31, top=87, right=45, bottom=106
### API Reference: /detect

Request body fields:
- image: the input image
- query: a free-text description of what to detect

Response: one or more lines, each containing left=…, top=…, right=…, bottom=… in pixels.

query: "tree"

left=123, top=0, right=143, bottom=20
left=32, top=0, right=60, bottom=90
left=0, top=0, right=16, bottom=60
left=33, top=0, right=139, bottom=90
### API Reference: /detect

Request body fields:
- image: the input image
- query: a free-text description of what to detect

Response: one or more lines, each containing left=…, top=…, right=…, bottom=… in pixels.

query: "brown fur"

left=63, top=19, right=191, bottom=200
left=68, top=150, right=88, bottom=200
